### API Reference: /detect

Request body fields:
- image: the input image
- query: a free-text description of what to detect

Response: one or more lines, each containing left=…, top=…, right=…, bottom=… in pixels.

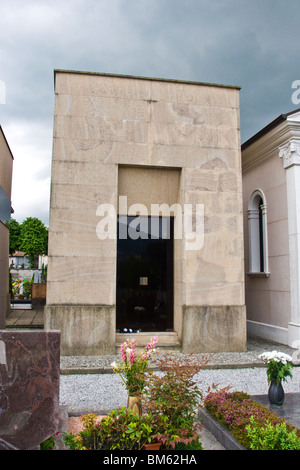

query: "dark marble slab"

left=253, top=393, right=300, bottom=429
left=0, top=330, right=60, bottom=450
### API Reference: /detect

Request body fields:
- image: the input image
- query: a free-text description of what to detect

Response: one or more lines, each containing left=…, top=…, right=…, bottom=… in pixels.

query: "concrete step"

left=115, top=331, right=181, bottom=353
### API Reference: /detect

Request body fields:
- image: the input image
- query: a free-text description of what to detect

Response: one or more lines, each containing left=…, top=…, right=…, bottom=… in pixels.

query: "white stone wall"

left=242, top=111, right=300, bottom=347
left=242, top=149, right=290, bottom=330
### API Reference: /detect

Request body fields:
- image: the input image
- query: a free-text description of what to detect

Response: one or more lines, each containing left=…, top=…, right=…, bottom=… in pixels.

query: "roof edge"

left=0, top=125, right=14, bottom=160
left=53, top=69, right=241, bottom=90
left=242, top=108, right=300, bottom=150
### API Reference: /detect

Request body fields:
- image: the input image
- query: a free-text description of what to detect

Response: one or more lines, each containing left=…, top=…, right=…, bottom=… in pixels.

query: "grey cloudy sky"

left=1, top=0, right=299, bottom=225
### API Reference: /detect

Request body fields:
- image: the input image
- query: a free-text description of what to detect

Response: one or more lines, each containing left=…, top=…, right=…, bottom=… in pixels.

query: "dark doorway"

left=116, top=216, right=174, bottom=331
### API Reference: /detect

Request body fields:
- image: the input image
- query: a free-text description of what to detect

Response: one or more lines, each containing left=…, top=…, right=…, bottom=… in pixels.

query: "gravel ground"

left=59, top=367, right=300, bottom=415
left=59, top=335, right=300, bottom=415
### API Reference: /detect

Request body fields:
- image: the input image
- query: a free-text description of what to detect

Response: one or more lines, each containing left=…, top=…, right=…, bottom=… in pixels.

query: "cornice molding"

left=279, top=138, right=300, bottom=169
left=242, top=118, right=300, bottom=172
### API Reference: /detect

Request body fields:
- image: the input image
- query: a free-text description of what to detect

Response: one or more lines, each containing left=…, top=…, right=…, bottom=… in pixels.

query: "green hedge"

left=204, top=391, right=300, bottom=450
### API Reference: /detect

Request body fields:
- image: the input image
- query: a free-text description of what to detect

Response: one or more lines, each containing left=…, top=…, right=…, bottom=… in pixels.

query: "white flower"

left=111, top=361, right=118, bottom=369
left=259, top=350, right=292, bottom=364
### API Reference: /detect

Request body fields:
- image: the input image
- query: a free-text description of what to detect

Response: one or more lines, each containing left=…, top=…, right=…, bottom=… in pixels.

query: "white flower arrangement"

left=259, top=351, right=293, bottom=365
left=258, top=350, right=293, bottom=385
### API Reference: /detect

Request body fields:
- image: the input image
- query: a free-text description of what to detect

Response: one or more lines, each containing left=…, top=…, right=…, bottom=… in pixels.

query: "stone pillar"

left=279, top=139, right=300, bottom=347
left=247, top=207, right=260, bottom=273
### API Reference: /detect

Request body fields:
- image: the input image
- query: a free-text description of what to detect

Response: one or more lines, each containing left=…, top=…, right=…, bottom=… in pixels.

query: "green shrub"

left=64, top=409, right=166, bottom=450
left=40, top=432, right=59, bottom=450
left=142, top=353, right=208, bottom=449
left=175, top=438, right=203, bottom=450
left=142, top=354, right=203, bottom=427
left=23, top=279, right=33, bottom=298
left=246, top=416, right=300, bottom=450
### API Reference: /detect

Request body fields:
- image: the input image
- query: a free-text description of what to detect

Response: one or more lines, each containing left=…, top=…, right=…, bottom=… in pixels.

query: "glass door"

left=116, top=216, right=174, bottom=331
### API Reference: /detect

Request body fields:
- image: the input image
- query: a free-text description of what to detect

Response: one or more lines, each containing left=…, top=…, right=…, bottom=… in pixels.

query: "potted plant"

left=111, top=336, right=158, bottom=416
left=258, top=350, right=293, bottom=405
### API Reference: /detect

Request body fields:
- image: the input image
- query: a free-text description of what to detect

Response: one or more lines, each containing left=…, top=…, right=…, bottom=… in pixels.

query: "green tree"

left=6, top=218, right=21, bottom=255
left=19, top=217, right=48, bottom=267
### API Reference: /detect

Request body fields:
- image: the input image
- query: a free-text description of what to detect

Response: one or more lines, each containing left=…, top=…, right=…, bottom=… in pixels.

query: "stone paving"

left=6, top=307, right=44, bottom=328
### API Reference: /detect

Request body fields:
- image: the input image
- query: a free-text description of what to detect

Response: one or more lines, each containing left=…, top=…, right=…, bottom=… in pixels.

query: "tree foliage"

left=7, top=217, right=48, bottom=261
left=6, top=218, right=21, bottom=255
left=19, top=217, right=48, bottom=259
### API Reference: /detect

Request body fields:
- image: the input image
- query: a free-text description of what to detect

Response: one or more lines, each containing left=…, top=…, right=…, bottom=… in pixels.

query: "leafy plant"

left=258, top=351, right=293, bottom=385
left=143, top=354, right=205, bottom=426
left=22, top=279, right=33, bottom=298
left=6, top=218, right=21, bottom=255
left=246, top=416, right=300, bottom=450
left=40, top=432, right=59, bottom=450
left=64, top=409, right=162, bottom=450
left=142, top=353, right=224, bottom=449
left=152, top=424, right=203, bottom=450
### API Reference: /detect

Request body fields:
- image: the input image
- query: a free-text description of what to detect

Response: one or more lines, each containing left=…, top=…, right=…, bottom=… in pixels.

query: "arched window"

left=247, top=189, right=269, bottom=276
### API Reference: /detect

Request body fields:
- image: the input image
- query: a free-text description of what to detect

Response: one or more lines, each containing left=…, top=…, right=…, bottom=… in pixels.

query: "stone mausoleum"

left=45, top=70, right=246, bottom=355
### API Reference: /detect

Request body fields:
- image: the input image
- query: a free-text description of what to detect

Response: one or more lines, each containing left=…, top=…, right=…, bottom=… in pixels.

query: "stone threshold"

left=115, top=331, right=181, bottom=353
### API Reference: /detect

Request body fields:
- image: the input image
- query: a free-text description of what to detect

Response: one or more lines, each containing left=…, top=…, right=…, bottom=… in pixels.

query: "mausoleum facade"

left=45, top=70, right=246, bottom=355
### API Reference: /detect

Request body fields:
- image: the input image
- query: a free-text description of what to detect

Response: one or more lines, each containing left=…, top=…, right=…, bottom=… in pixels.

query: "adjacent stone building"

left=45, top=70, right=246, bottom=355
left=242, top=109, right=300, bottom=348
left=0, top=126, right=13, bottom=328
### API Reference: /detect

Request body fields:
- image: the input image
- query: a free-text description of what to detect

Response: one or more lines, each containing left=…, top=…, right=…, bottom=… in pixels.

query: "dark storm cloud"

left=0, top=0, right=300, bottom=223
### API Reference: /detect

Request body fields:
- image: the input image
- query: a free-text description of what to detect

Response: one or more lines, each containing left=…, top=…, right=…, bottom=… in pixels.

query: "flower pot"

left=143, top=442, right=162, bottom=450
left=268, top=379, right=285, bottom=405
left=127, top=395, right=142, bottom=416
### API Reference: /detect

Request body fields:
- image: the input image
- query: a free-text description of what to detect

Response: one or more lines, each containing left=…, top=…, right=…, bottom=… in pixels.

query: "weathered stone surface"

left=0, top=330, right=60, bottom=449
left=44, top=305, right=115, bottom=355
left=182, top=305, right=246, bottom=353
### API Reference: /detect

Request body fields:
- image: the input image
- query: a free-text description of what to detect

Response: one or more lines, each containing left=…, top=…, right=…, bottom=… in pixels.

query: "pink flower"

left=129, top=349, right=137, bottom=364
left=120, top=343, right=127, bottom=361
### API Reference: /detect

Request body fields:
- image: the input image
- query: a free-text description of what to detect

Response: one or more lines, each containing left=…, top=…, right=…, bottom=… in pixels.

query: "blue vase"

left=268, top=379, right=285, bottom=405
